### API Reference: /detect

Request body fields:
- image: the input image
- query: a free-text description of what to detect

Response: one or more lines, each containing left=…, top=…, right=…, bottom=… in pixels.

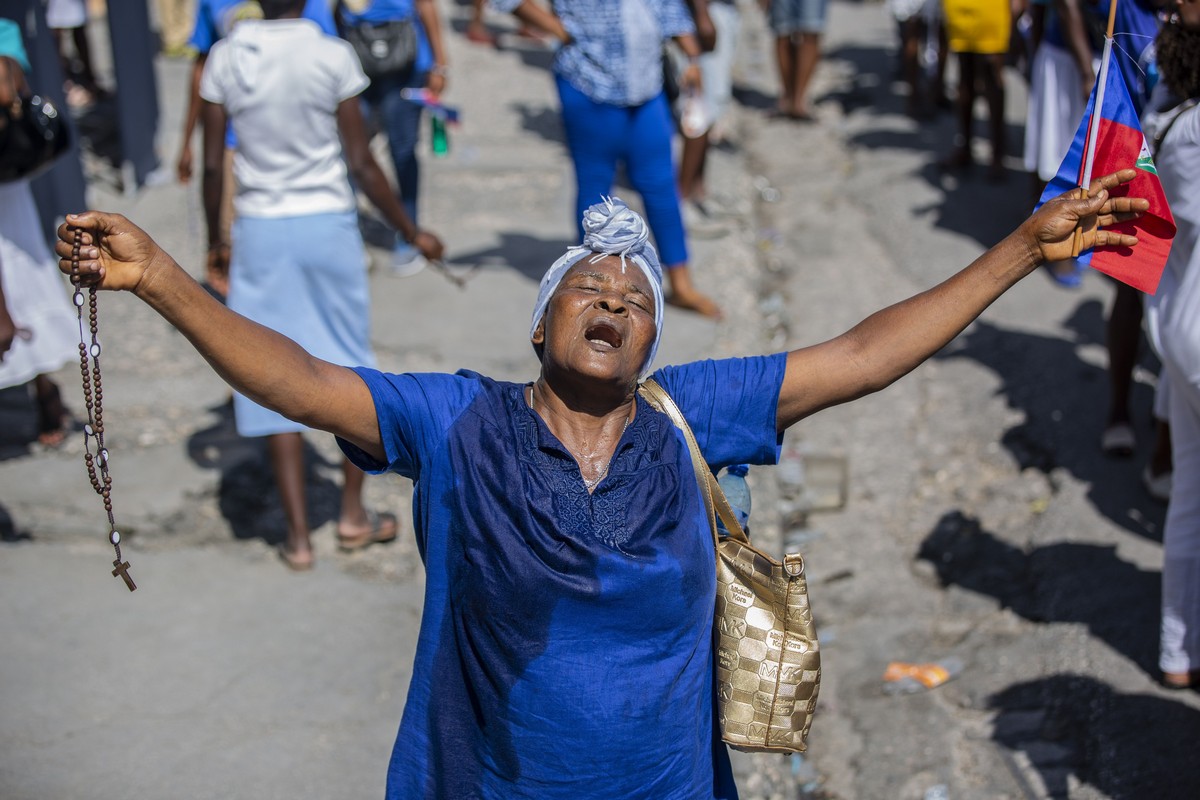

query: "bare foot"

left=277, top=544, right=315, bottom=572
left=666, top=287, right=723, bottom=319
left=665, top=267, right=723, bottom=319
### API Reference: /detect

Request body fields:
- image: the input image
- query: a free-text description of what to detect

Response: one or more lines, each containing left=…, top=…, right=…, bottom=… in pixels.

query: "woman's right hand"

left=413, top=230, right=445, bottom=262
left=55, top=211, right=173, bottom=294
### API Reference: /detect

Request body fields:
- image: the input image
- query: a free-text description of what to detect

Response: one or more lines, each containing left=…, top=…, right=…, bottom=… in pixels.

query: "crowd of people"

left=0, top=0, right=1198, bottom=791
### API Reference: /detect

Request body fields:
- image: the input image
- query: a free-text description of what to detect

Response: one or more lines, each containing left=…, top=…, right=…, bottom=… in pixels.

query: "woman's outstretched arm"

left=54, top=212, right=386, bottom=461
left=775, top=168, right=1149, bottom=432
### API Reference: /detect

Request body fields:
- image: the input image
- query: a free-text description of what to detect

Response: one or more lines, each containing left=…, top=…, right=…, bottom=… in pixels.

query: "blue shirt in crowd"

left=491, top=0, right=695, bottom=106
left=339, top=354, right=787, bottom=799
left=335, top=0, right=434, bottom=75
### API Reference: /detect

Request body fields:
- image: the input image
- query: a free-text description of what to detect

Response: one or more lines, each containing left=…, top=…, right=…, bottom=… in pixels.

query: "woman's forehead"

left=561, top=255, right=653, bottom=292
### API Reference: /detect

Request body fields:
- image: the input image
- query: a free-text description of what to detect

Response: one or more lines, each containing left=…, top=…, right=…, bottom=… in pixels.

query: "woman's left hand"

left=1022, top=168, right=1148, bottom=265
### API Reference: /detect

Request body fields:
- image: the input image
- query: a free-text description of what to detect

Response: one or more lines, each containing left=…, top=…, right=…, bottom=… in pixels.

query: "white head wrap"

left=530, top=197, right=665, bottom=376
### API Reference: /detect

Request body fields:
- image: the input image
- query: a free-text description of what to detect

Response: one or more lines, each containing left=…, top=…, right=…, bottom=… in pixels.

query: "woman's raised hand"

left=55, top=211, right=173, bottom=294
left=1022, top=168, right=1149, bottom=265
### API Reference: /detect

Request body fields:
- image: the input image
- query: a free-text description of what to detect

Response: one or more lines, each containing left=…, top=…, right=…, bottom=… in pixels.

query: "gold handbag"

left=639, top=379, right=821, bottom=753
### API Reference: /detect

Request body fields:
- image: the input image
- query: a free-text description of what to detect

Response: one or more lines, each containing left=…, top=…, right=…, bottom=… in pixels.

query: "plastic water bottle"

left=717, top=464, right=751, bottom=535
left=430, top=115, right=449, bottom=157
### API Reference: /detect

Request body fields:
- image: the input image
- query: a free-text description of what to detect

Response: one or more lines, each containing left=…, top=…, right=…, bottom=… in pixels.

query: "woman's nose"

left=595, top=295, right=627, bottom=315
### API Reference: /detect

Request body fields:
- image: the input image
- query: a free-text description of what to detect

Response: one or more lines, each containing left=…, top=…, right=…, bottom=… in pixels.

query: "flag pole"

left=1071, top=0, right=1120, bottom=256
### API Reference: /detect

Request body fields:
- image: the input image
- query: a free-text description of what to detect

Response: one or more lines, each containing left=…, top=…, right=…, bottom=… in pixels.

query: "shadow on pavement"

left=186, top=401, right=342, bottom=546
left=451, top=231, right=575, bottom=281
left=989, top=674, right=1200, bottom=798
left=918, top=511, right=1160, bottom=679
left=936, top=308, right=1165, bottom=541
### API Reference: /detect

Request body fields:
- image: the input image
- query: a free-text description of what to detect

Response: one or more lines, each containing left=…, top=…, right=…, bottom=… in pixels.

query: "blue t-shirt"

left=335, top=0, right=434, bottom=75
left=339, top=354, right=787, bottom=799
left=189, top=0, right=336, bottom=54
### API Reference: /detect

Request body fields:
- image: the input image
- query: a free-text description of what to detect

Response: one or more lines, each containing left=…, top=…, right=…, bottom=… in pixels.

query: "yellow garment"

left=942, top=0, right=1012, bottom=54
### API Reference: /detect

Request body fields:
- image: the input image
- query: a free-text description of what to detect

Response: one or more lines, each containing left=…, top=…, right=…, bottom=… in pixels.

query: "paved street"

left=2, top=1, right=1197, bottom=798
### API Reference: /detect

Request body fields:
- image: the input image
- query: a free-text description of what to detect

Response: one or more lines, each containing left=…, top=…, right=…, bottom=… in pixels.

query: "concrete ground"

left=2, top=1, right=1195, bottom=798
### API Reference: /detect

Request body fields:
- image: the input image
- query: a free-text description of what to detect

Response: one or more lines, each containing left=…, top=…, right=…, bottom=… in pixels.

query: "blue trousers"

left=555, top=76, right=688, bottom=268
left=360, top=70, right=427, bottom=224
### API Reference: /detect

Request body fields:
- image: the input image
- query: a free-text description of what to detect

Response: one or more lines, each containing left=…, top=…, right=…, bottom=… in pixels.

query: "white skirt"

left=1024, top=43, right=1094, bottom=182
left=0, top=180, right=80, bottom=390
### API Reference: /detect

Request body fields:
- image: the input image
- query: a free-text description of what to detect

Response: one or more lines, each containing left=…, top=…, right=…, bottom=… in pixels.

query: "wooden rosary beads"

left=70, top=228, right=136, bottom=592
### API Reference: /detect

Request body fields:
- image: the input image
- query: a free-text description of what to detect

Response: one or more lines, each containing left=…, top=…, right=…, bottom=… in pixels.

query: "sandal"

left=1100, top=423, right=1136, bottom=458
left=337, top=510, right=399, bottom=552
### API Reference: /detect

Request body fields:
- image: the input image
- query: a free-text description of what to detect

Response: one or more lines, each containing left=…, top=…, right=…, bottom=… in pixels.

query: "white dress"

left=1144, top=102, right=1200, bottom=676
left=0, top=179, right=79, bottom=389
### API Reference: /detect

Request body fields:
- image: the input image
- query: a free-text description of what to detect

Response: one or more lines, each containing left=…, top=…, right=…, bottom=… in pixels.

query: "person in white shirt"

left=199, top=0, right=443, bottom=570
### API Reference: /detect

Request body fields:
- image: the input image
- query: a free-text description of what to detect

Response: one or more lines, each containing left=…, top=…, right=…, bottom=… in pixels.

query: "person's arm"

left=414, top=0, right=449, bottom=96
left=336, top=97, right=444, bottom=260
left=685, top=0, right=717, bottom=52
left=774, top=169, right=1147, bottom=431
left=1053, top=0, right=1095, bottom=99
left=502, top=0, right=571, bottom=45
left=54, top=212, right=386, bottom=460
left=200, top=98, right=229, bottom=288
left=177, top=54, right=208, bottom=183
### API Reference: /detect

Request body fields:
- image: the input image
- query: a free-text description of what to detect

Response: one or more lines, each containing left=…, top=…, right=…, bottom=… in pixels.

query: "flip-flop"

left=1100, top=423, right=1136, bottom=458
left=337, top=510, right=399, bottom=552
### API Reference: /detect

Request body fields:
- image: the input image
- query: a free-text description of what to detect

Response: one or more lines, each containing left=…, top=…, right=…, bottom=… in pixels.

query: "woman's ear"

left=531, top=318, right=545, bottom=347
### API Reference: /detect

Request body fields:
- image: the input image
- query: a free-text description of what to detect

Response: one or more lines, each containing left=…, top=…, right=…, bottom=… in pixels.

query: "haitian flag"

left=1036, top=53, right=1175, bottom=294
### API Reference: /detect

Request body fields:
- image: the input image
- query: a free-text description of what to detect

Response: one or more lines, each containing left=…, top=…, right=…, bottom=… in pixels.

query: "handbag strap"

left=638, top=379, right=751, bottom=549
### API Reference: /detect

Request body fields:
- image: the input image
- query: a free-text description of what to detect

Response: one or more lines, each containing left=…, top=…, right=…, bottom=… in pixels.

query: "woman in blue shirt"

left=493, top=0, right=723, bottom=319
left=56, top=173, right=1146, bottom=797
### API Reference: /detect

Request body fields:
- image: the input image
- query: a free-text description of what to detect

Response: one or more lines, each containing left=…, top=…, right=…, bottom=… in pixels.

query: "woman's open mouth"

left=584, top=320, right=623, bottom=350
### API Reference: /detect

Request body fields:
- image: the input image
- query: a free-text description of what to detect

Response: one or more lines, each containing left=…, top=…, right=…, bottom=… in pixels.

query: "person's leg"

left=626, top=93, right=721, bottom=318
left=376, top=73, right=424, bottom=225
left=791, top=31, right=821, bottom=118
left=946, top=51, right=976, bottom=167
left=1160, top=378, right=1200, bottom=686
left=467, top=0, right=496, bottom=45
left=899, top=17, right=923, bottom=117
left=32, top=374, right=68, bottom=447
left=266, top=432, right=314, bottom=570
left=677, top=133, right=709, bottom=202
left=774, top=34, right=796, bottom=114
left=556, top=75, right=622, bottom=239
left=1103, top=281, right=1142, bottom=455
left=982, top=52, right=1007, bottom=180
left=70, top=25, right=101, bottom=95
